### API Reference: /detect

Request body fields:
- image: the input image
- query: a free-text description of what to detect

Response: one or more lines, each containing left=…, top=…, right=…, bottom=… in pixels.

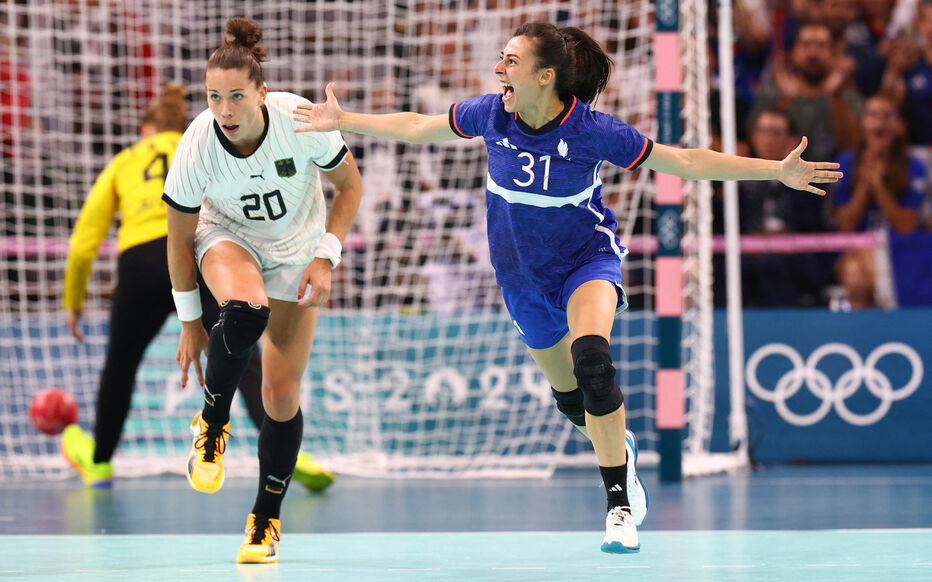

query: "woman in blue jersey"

left=294, top=22, right=841, bottom=554
left=164, top=18, right=363, bottom=564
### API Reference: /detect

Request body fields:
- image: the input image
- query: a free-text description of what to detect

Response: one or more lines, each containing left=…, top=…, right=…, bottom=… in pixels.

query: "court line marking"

left=750, top=477, right=932, bottom=486
left=198, top=528, right=932, bottom=536
left=807, top=564, right=862, bottom=567
left=387, top=568, right=440, bottom=572
left=492, top=567, right=546, bottom=570
left=702, top=565, right=755, bottom=568
left=597, top=566, right=651, bottom=569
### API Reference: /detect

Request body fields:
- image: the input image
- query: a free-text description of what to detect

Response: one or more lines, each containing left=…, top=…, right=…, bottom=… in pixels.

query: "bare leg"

left=527, top=280, right=626, bottom=465
left=527, top=333, right=589, bottom=438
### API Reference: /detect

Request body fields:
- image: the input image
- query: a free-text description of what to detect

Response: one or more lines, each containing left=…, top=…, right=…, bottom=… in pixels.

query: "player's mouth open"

left=222, top=124, right=240, bottom=133
left=502, top=85, right=514, bottom=102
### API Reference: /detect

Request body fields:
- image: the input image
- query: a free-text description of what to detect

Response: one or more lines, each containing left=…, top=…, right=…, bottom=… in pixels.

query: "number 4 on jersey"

left=143, top=153, right=168, bottom=183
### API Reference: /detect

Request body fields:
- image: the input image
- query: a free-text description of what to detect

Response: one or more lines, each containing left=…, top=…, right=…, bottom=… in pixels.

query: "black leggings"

left=92, top=237, right=264, bottom=463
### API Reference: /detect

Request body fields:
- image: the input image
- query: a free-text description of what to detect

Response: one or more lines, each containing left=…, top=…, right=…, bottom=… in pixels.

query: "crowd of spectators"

left=718, top=0, right=932, bottom=309
left=3, top=1, right=931, bottom=311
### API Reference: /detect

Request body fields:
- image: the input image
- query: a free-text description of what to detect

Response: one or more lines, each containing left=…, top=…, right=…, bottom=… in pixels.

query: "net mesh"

left=1, top=0, right=719, bottom=480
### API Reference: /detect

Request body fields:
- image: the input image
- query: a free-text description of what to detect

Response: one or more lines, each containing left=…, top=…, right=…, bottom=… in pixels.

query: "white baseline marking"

left=703, top=565, right=756, bottom=568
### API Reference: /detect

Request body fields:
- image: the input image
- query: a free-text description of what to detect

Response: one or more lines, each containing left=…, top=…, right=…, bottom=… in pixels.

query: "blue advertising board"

left=713, top=309, right=932, bottom=463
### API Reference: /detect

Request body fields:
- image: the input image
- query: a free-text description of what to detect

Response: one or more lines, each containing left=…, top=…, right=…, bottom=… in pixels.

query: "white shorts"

left=195, top=222, right=309, bottom=302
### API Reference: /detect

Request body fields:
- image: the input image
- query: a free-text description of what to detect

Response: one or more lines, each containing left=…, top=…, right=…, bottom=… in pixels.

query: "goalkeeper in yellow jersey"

left=61, top=83, right=333, bottom=493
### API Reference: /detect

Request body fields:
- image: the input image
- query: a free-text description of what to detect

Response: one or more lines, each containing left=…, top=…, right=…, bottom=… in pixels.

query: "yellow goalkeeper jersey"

left=63, top=131, right=182, bottom=311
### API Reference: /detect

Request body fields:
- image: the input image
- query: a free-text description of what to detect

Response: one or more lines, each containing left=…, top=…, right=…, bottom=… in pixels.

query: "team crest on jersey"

left=558, top=139, right=569, bottom=158
left=275, top=158, right=296, bottom=178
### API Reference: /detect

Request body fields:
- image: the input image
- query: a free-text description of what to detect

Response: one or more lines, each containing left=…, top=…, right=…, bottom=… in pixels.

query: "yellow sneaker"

left=236, top=513, right=281, bottom=564
left=61, top=424, right=113, bottom=488
left=292, top=451, right=335, bottom=493
left=185, top=412, right=230, bottom=494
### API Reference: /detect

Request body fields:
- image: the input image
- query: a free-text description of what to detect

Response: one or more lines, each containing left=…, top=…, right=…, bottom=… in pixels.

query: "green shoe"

left=292, top=451, right=334, bottom=493
left=61, top=424, right=113, bottom=488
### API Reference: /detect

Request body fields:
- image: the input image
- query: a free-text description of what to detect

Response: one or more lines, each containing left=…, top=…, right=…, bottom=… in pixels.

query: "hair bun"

left=225, top=17, right=262, bottom=48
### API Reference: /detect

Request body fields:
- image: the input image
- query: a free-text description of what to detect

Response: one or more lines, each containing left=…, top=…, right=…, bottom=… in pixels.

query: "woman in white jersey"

left=162, top=17, right=362, bottom=564
left=294, top=22, right=841, bottom=554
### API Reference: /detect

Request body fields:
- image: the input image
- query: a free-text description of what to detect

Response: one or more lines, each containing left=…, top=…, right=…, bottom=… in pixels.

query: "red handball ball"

left=29, top=388, right=79, bottom=435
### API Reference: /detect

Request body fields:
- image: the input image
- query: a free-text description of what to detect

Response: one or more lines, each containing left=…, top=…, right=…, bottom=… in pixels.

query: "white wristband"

left=314, top=232, right=342, bottom=269
left=171, top=285, right=202, bottom=322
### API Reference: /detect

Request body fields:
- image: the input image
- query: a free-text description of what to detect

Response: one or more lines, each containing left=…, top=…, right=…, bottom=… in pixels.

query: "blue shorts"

left=501, top=255, right=628, bottom=350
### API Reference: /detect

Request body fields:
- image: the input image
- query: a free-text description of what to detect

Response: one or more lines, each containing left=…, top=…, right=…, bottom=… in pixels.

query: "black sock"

left=600, top=464, right=629, bottom=510
left=201, top=304, right=268, bottom=425
left=252, top=410, right=304, bottom=519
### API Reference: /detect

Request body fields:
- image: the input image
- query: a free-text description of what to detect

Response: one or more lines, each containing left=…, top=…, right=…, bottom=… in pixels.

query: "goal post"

left=0, top=0, right=735, bottom=481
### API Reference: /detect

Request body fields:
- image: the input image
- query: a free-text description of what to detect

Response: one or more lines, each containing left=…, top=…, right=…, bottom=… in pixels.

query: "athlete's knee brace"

left=211, top=300, right=270, bottom=355
left=551, top=387, right=586, bottom=428
left=571, top=335, right=624, bottom=416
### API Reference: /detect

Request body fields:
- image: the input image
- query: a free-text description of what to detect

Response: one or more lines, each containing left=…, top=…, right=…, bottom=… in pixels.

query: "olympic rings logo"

left=745, top=342, right=923, bottom=427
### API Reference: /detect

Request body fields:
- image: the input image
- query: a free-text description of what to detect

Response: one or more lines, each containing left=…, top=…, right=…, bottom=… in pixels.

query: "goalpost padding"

left=1, top=0, right=724, bottom=481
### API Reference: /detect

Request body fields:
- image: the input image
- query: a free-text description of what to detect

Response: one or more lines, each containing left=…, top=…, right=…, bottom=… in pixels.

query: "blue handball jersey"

left=449, top=93, right=653, bottom=292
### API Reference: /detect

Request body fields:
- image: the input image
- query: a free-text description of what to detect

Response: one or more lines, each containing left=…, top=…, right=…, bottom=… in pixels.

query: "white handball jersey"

left=162, top=91, right=348, bottom=265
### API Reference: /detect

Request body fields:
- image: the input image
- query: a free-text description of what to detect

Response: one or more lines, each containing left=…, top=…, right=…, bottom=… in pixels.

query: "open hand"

left=773, top=57, right=800, bottom=99
left=822, top=54, right=855, bottom=95
left=778, top=137, right=843, bottom=196
left=293, top=82, right=343, bottom=133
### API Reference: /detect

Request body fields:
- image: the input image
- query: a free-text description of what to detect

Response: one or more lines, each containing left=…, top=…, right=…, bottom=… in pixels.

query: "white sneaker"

left=601, top=505, right=640, bottom=553
left=626, top=429, right=649, bottom=526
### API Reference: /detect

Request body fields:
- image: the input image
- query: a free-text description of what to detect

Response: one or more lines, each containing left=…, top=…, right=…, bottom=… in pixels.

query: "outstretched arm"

left=642, top=137, right=842, bottom=196
left=294, top=82, right=458, bottom=144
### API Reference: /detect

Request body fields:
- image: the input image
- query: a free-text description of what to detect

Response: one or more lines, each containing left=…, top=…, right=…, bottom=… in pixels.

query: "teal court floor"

left=3, top=530, right=932, bottom=581
left=2, top=464, right=931, bottom=580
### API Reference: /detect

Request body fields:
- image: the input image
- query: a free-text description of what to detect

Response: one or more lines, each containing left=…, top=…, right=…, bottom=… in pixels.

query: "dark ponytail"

left=512, top=22, right=613, bottom=105
left=207, top=17, right=267, bottom=87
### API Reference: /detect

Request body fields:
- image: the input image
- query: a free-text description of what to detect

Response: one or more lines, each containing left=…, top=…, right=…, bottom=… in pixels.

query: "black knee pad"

left=551, top=387, right=586, bottom=427
left=571, top=335, right=624, bottom=417
left=213, top=300, right=270, bottom=354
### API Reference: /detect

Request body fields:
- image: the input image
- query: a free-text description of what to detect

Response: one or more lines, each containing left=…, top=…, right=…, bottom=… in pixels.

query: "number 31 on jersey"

left=513, top=152, right=551, bottom=190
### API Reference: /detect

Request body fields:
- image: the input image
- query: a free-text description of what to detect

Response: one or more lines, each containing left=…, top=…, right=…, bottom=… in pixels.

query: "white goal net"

left=0, top=0, right=720, bottom=480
